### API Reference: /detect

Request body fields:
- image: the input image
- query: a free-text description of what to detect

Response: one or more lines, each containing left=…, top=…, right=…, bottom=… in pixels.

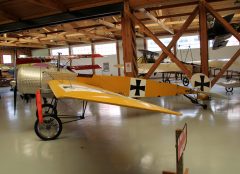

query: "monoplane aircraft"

left=16, top=64, right=191, bottom=140
left=15, top=61, right=213, bottom=140
left=48, top=54, right=103, bottom=74
left=14, top=54, right=224, bottom=140
left=137, top=49, right=159, bottom=63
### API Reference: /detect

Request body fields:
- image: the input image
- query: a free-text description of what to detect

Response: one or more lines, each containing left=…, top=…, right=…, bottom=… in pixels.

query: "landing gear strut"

left=184, top=94, right=207, bottom=109
left=35, top=98, right=88, bottom=141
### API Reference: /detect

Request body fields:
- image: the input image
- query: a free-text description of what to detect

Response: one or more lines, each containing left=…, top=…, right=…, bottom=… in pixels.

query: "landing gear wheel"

left=182, top=77, right=189, bottom=86
left=202, top=104, right=207, bottom=110
left=225, top=87, right=233, bottom=92
left=34, top=115, right=62, bottom=141
left=164, top=79, right=171, bottom=83
left=36, top=104, right=57, bottom=118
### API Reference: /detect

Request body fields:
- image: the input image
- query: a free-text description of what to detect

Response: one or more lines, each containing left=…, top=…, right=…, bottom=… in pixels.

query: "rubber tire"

left=36, top=104, right=57, bottom=118
left=202, top=104, right=207, bottom=110
left=225, top=87, right=233, bottom=92
left=182, top=77, right=189, bottom=86
left=164, top=79, right=171, bottom=83
left=34, top=115, right=62, bottom=141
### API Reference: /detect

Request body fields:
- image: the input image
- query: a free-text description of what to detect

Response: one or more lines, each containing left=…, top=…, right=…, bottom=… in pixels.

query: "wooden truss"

left=122, top=0, right=240, bottom=87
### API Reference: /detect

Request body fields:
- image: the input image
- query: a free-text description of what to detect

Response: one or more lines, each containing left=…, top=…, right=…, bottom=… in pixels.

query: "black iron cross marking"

left=194, top=75, right=210, bottom=91
left=130, top=79, right=145, bottom=96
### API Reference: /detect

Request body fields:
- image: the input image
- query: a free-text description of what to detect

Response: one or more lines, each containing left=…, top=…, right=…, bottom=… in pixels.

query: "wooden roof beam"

left=153, top=6, right=240, bottom=19
left=40, top=32, right=91, bottom=44
left=97, top=19, right=121, bottom=30
left=139, top=13, right=240, bottom=28
left=96, top=19, right=121, bottom=38
left=25, top=0, right=68, bottom=12
left=61, top=23, right=115, bottom=41
left=61, top=23, right=78, bottom=32
left=139, top=8, right=174, bottom=34
left=79, top=30, right=116, bottom=41
left=97, top=19, right=143, bottom=37
left=21, top=32, right=46, bottom=38
left=0, top=42, right=46, bottom=48
left=18, top=38, right=40, bottom=44
left=0, top=37, right=18, bottom=42
left=40, top=41, right=67, bottom=46
left=112, top=16, right=119, bottom=23
left=112, top=6, right=240, bottom=25
left=69, top=0, right=122, bottom=11
left=0, top=9, right=19, bottom=21
left=143, top=0, right=224, bottom=10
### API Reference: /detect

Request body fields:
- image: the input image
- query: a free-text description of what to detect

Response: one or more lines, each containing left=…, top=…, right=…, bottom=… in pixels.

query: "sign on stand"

left=162, top=123, right=188, bottom=174
left=177, top=123, right=187, bottom=161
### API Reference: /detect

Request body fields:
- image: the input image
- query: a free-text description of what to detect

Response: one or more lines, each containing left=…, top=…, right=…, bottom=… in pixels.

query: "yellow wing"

left=48, top=80, right=181, bottom=116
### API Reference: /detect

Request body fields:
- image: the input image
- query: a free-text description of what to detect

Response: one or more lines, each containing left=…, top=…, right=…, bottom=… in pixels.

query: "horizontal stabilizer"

left=199, top=91, right=228, bottom=99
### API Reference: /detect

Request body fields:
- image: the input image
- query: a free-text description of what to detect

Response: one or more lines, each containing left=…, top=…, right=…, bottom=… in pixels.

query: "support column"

left=143, top=36, right=147, bottom=50
left=199, top=0, right=209, bottom=76
left=91, top=43, right=95, bottom=75
left=68, top=45, right=72, bottom=66
left=48, top=48, right=51, bottom=56
left=116, top=40, right=121, bottom=76
left=122, top=0, right=138, bottom=77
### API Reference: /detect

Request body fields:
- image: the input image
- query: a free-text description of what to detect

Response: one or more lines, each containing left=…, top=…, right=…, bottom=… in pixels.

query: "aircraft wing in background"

left=67, top=65, right=102, bottom=71
left=207, top=13, right=240, bottom=50
left=115, top=63, right=193, bottom=74
left=49, top=54, right=104, bottom=60
left=212, top=34, right=232, bottom=50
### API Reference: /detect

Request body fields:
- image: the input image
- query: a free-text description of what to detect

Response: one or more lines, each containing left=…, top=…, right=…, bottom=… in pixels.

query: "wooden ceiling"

left=0, top=0, right=238, bottom=48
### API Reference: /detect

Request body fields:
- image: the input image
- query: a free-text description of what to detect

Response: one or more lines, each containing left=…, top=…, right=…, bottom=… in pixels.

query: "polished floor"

left=0, top=85, right=240, bottom=174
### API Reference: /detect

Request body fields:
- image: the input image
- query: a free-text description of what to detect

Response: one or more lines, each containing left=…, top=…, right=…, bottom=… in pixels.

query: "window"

left=147, top=39, right=160, bottom=51
left=51, top=47, right=69, bottom=56
left=72, top=45, right=91, bottom=55
left=19, top=55, right=28, bottom=58
left=2, top=55, right=12, bottom=64
left=177, top=35, right=200, bottom=49
left=209, top=40, right=213, bottom=48
left=147, top=38, right=172, bottom=51
left=95, top=43, right=116, bottom=55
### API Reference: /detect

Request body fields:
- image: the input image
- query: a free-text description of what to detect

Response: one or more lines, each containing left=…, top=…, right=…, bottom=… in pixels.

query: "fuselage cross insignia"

left=129, top=78, right=146, bottom=97
left=194, top=75, right=210, bottom=91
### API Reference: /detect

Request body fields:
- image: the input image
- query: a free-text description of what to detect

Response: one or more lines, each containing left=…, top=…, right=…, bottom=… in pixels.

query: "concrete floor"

left=0, top=85, right=240, bottom=174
